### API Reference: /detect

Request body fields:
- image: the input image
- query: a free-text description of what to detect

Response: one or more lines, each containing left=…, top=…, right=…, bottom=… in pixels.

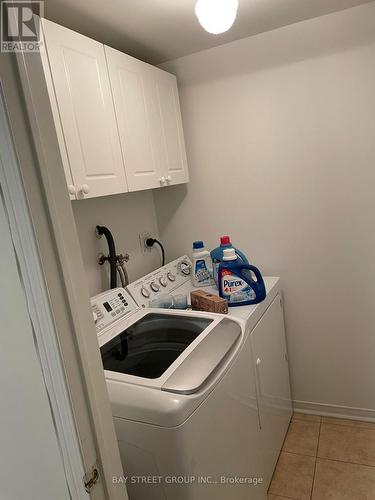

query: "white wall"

left=154, top=3, right=375, bottom=416
left=73, top=190, right=160, bottom=296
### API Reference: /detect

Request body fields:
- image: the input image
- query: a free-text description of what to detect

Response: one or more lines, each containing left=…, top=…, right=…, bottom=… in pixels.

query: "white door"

left=251, top=294, right=292, bottom=486
left=42, top=20, right=128, bottom=199
left=151, top=67, right=189, bottom=186
left=105, top=47, right=161, bottom=191
left=0, top=193, right=72, bottom=500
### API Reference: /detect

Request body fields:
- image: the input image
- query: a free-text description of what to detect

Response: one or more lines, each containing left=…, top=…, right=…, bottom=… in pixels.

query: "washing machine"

left=92, top=256, right=291, bottom=500
left=91, top=289, right=266, bottom=499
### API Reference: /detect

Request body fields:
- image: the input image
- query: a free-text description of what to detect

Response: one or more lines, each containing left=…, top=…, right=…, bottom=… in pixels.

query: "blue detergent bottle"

left=218, top=248, right=266, bottom=306
left=211, top=235, right=249, bottom=287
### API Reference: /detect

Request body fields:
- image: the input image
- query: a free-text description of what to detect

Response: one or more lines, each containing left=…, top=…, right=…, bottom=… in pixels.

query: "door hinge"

left=83, top=467, right=99, bottom=494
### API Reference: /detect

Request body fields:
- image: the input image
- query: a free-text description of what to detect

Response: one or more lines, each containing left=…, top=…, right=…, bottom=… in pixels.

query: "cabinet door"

left=251, top=294, right=292, bottom=487
left=105, top=47, right=161, bottom=191
left=150, top=67, right=189, bottom=186
left=39, top=34, right=76, bottom=200
left=106, top=47, right=189, bottom=191
left=42, top=20, right=128, bottom=199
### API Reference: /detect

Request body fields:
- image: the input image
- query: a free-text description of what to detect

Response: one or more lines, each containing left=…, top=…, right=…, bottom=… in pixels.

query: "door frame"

left=0, top=26, right=128, bottom=500
left=0, top=88, right=89, bottom=500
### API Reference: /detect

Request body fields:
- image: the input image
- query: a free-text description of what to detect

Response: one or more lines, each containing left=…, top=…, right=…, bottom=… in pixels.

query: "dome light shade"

left=195, top=0, right=239, bottom=35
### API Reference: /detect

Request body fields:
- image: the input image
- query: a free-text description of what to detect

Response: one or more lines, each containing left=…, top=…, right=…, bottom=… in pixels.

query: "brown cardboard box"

left=190, top=290, right=228, bottom=314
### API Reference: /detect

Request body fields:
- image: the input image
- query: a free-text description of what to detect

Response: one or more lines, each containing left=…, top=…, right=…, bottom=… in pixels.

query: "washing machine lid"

left=106, top=315, right=243, bottom=425
left=161, top=317, right=241, bottom=394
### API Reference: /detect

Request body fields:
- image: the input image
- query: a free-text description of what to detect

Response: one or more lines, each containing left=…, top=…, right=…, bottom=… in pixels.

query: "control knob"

left=159, top=276, right=167, bottom=287
left=141, top=287, right=150, bottom=298
left=150, top=282, right=160, bottom=292
left=179, top=260, right=191, bottom=276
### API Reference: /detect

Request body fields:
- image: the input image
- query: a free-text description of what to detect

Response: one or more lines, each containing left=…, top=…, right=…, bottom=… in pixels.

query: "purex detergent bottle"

left=218, top=248, right=266, bottom=306
left=211, top=235, right=249, bottom=287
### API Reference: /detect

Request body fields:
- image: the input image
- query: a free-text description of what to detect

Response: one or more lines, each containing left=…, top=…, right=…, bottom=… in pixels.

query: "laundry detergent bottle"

left=218, top=248, right=266, bottom=306
left=191, top=241, right=213, bottom=287
left=211, top=236, right=249, bottom=287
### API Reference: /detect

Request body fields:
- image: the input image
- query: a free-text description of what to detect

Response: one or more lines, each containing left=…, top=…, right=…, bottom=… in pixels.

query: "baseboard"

left=293, top=400, right=375, bottom=423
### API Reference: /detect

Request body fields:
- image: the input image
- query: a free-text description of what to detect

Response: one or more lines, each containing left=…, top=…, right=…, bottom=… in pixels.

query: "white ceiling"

left=44, top=0, right=374, bottom=64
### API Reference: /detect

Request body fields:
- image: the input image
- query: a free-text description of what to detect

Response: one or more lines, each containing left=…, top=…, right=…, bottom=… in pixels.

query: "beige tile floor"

left=268, top=413, right=375, bottom=499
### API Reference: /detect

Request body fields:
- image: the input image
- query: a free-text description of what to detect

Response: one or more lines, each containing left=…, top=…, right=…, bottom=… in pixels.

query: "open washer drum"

left=94, top=291, right=243, bottom=426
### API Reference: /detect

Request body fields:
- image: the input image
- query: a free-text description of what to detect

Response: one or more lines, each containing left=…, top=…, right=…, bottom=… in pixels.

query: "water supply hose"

left=96, top=225, right=117, bottom=289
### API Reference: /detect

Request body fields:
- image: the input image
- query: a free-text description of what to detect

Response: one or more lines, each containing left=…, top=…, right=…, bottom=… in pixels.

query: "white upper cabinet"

left=105, top=46, right=189, bottom=191
left=151, top=67, right=189, bottom=187
left=41, top=19, right=189, bottom=199
left=39, top=31, right=75, bottom=200
left=105, top=47, right=160, bottom=191
left=42, top=20, right=128, bottom=199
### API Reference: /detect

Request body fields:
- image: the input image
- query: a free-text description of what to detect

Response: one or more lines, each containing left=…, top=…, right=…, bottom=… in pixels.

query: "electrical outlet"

left=139, top=231, right=151, bottom=253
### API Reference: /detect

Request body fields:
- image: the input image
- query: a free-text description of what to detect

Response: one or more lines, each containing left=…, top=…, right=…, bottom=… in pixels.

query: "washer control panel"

left=91, top=288, right=137, bottom=333
left=127, top=255, right=192, bottom=307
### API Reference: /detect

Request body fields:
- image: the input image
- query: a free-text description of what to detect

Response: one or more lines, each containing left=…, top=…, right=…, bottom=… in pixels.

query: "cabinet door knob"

left=67, top=184, right=76, bottom=195
left=256, top=358, right=262, bottom=367
left=80, top=184, right=90, bottom=195
left=160, top=176, right=166, bottom=186
left=166, top=175, right=172, bottom=183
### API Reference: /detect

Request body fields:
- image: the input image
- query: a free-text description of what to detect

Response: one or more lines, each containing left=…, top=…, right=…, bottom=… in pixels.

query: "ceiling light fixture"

left=195, top=0, right=239, bottom=35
